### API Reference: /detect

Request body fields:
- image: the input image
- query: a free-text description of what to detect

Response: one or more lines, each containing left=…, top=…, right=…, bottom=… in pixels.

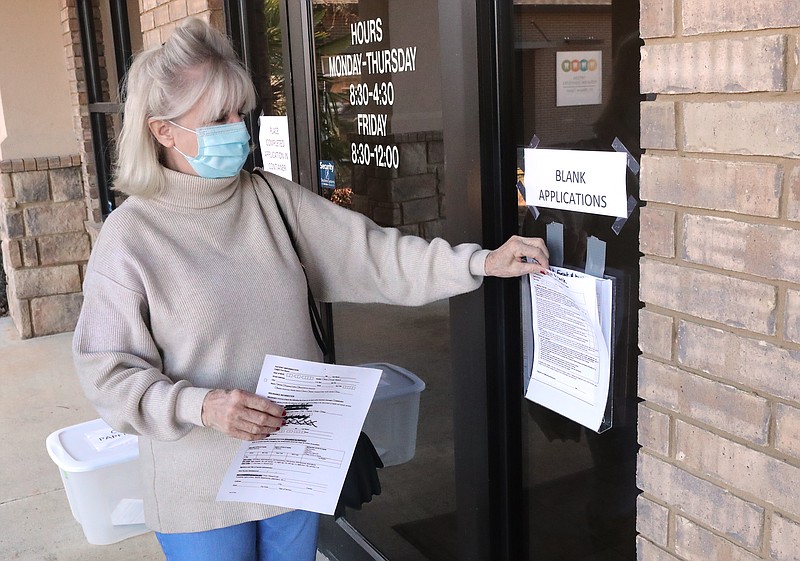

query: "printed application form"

left=217, top=355, right=381, bottom=514
left=525, top=267, right=612, bottom=431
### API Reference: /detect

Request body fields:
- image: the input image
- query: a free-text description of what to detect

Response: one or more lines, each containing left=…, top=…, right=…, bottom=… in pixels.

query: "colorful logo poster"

left=556, top=50, right=602, bottom=107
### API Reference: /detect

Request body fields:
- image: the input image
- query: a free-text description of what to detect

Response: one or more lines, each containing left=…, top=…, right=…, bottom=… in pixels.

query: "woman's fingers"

left=233, top=389, right=285, bottom=417
left=201, top=389, right=286, bottom=440
left=485, top=236, right=550, bottom=277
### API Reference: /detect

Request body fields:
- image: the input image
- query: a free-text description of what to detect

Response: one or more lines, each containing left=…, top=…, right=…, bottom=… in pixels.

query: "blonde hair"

left=114, top=17, right=257, bottom=197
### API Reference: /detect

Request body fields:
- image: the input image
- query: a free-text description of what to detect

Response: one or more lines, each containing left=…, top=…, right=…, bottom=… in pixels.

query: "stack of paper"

left=525, top=267, right=612, bottom=432
left=217, top=356, right=382, bottom=514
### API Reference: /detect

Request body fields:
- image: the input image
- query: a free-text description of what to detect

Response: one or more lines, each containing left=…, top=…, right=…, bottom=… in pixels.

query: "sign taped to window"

left=524, top=148, right=628, bottom=218
left=259, top=116, right=293, bottom=180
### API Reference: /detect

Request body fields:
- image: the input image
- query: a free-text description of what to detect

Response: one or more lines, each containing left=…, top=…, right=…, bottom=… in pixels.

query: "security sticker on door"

left=524, top=148, right=627, bottom=218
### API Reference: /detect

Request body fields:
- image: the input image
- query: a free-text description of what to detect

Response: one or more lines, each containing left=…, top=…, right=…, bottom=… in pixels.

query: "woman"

left=73, top=17, right=549, bottom=561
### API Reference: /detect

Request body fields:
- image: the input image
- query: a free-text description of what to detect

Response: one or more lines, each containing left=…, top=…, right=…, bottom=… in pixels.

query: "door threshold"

left=318, top=515, right=390, bottom=561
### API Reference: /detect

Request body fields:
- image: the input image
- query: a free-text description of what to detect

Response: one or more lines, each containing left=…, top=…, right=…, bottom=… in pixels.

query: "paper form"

left=217, top=355, right=382, bottom=515
left=258, top=115, right=293, bottom=180
left=525, top=267, right=612, bottom=431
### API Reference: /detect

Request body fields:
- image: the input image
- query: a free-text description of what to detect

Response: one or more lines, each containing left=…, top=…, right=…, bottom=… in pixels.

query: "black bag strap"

left=253, top=169, right=329, bottom=356
left=254, top=172, right=382, bottom=518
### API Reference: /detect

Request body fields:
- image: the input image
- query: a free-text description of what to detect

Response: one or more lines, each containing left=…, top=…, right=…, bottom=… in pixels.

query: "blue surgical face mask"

left=170, top=120, right=250, bottom=178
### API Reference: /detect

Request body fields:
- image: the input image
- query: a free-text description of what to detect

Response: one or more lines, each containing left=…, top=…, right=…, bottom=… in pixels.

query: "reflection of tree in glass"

left=313, top=2, right=360, bottom=206
left=260, top=1, right=354, bottom=206
left=262, top=0, right=286, bottom=116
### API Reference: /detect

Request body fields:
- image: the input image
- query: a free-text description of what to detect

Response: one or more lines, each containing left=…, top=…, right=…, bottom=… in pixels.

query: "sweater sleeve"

left=261, top=173, right=490, bottom=305
left=72, top=268, right=211, bottom=441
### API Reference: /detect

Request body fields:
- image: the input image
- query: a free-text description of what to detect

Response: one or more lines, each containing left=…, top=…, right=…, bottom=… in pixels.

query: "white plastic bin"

left=360, top=363, right=426, bottom=467
left=45, top=418, right=149, bottom=545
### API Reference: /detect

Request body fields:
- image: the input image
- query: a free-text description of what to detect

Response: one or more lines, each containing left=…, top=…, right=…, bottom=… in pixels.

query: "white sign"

left=556, top=50, right=602, bottom=107
left=259, top=116, right=293, bottom=180
left=524, top=148, right=628, bottom=218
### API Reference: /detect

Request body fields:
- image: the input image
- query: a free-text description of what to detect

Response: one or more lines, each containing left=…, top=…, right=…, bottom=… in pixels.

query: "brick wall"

left=61, top=0, right=107, bottom=225
left=0, top=0, right=227, bottom=338
left=637, top=1, right=800, bottom=559
left=0, top=157, right=89, bottom=338
left=0, top=1, right=104, bottom=338
left=140, top=0, right=226, bottom=48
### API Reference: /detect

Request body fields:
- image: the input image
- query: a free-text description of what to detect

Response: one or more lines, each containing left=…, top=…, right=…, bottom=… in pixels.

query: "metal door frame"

left=443, top=2, right=524, bottom=559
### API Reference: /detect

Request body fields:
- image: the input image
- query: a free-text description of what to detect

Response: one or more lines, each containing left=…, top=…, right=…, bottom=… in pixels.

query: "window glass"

left=311, top=2, right=457, bottom=559
left=514, top=1, right=641, bottom=559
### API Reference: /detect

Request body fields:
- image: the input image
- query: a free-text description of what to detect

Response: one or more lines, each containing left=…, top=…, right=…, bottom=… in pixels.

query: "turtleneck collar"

left=153, top=167, right=242, bottom=209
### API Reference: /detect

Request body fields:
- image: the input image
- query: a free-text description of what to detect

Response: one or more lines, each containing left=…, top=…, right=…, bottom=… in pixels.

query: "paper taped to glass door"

left=524, top=148, right=628, bottom=218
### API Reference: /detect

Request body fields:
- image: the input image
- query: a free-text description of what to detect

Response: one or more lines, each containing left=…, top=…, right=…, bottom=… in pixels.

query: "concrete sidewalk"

left=0, top=316, right=163, bottom=560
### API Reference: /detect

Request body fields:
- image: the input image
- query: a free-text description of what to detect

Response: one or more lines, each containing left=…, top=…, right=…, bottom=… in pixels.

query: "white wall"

left=0, top=0, right=78, bottom=160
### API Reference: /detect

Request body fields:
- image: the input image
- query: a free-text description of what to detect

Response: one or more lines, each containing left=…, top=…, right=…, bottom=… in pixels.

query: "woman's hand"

left=201, top=389, right=286, bottom=440
left=484, top=235, right=550, bottom=278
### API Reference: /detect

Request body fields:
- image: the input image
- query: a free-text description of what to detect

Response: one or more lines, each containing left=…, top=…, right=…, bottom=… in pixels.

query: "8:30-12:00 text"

left=351, top=142, right=399, bottom=169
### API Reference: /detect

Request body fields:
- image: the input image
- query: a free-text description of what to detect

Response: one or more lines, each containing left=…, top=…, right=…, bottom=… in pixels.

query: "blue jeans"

left=155, top=510, right=320, bottom=561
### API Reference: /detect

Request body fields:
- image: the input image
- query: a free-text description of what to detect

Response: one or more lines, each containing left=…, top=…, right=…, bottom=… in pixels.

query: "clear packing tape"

left=610, top=137, right=639, bottom=235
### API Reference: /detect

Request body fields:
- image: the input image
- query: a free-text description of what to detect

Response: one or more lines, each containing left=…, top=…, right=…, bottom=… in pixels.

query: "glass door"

left=262, top=1, right=502, bottom=559
left=230, top=1, right=642, bottom=559
left=512, top=1, right=641, bottom=559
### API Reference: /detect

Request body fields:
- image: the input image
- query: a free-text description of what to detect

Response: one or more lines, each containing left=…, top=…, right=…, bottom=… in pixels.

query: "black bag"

left=335, top=431, right=384, bottom=517
left=253, top=169, right=383, bottom=516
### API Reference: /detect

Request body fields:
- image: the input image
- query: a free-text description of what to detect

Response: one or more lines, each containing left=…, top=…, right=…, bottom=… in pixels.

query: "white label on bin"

left=84, top=427, right=136, bottom=452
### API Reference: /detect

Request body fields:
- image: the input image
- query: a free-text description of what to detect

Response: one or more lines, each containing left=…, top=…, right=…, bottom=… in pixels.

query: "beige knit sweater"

left=72, top=168, right=489, bottom=533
